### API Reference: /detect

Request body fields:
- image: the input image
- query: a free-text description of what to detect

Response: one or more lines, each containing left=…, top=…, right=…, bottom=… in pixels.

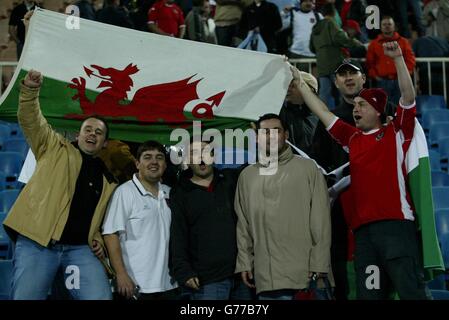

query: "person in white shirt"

left=103, top=140, right=178, bottom=300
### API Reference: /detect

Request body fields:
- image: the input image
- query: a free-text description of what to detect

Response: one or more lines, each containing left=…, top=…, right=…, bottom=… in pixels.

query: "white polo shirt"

left=102, top=174, right=177, bottom=293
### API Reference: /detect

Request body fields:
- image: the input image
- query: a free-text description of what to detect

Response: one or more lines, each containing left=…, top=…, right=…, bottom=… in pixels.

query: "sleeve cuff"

left=326, top=116, right=339, bottom=131
left=399, top=99, right=416, bottom=109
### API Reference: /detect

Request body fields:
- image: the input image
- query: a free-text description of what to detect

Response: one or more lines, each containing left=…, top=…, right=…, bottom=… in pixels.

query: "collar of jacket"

left=258, top=144, right=293, bottom=168
left=378, top=32, right=400, bottom=42
left=177, top=167, right=223, bottom=191
left=70, top=141, right=117, bottom=184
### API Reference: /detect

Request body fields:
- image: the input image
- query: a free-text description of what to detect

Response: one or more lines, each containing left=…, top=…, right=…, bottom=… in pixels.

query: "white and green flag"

left=0, top=8, right=291, bottom=144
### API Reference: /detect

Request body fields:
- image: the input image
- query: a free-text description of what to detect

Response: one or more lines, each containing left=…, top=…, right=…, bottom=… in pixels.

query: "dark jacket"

left=279, top=102, right=318, bottom=155
left=169, top=168, right=240, bottom=286
left=310, top=18, right=362, bottom=77
left=239, top=0, right=282, bottom=53
left=335, top=0, right=367, bottom=26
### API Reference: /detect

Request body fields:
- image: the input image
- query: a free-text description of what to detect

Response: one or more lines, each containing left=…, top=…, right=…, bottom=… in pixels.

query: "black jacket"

left=169, top=168, right=240, bottom=286
left=279, top=102, right=318, bottom=155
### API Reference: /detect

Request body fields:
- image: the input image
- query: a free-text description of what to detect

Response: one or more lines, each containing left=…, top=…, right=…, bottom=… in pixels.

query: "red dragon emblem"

left=66, top=63, right=226, bottom=124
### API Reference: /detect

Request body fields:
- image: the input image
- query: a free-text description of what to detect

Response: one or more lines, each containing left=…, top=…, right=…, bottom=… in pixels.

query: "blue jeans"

left=183, top=276, right=254, bottom=300
left=319, top=76, right=337, bottom=110
left=215, top=24, right=238, bottom=47
left=377, top=78, right=401, bottom=106
left=11, top=235, right=112, bottom=300
left=258, top=289, right=295, bottom=300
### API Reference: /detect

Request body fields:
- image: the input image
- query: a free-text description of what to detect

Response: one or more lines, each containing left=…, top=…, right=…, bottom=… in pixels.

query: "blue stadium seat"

left=0, top=190, right=20, bottom=213
left=0, top=259, right=12, bottom=300
left=429, top=150, right=442, bottom=171
left=0, top=152, right=24, bottom=188
left=0, top=211, right=12, bottom=260
left=435, top=209, right=449, bottom=269
left=433, top=187, right=449, bottom=210
left=432, top=171, right=449, bottom=186
left=416, top=95, right=447, bottom=117
left=422, top=109, right=449, bottom=132
left=439, top=137, right=449, bottom=160
left=0, top=172, right=5, bottom=192
left=3, top=139, right=29, bottom=159
left=431, top=290, right=449, bottom=300
left=429, top=122, right=449, bottom=147
left=0, top=124, right=11, bottom=141
left=428, top=274, right=446, bottom=290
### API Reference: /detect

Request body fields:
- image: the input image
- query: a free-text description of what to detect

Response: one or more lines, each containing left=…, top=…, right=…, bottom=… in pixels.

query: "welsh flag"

left=0, top=8, right=291, bottom=144
left=406, top=120, right=445, bottom=280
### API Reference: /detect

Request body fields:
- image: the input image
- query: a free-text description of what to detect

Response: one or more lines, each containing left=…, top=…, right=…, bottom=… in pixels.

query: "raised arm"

left=383, top=41, right=415, bottom=106
left=290, top=65, right=337, bottom=128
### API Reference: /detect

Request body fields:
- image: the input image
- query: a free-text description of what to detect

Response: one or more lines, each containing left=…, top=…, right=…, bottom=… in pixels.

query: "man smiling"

left=103, top=141, right=178, bottom=300
left=3, top=70, right=117, bottom=300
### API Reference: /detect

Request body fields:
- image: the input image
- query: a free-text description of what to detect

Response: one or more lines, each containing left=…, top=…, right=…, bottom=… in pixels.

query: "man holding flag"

left=291, top=41, right=439, bottom=299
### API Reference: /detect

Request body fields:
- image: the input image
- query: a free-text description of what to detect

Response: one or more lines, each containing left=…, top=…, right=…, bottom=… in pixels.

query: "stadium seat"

left=432, top=171, right=449, bottom=187
left=0, top=211, right=11, bottom=260
left=0, top=259, right=12, bottom=300
left=428, top=274, right=446, bottom=290
left=416, top=95, right=447, bottom=117
left=433, top=187, right=449, bottom=210
left=0, top=124, right=11, bottom=141
left=439, top=137, right=449, bottom=160
left=429, top=122, right=449, bottom=147
left=0, top=190, right=20, bottom=213
left=435, top=209, right=449, bottom=269
left=422, top=109, right=449, bottom=132
left=0, top=152, right=24, bottom=188
left=431, top=290, right=449, bottom=300
left=429, top=150, right=442, bottom=171
left=0, top=172, right=5, bottom=192
left=3, top=139, right=29, bottom=159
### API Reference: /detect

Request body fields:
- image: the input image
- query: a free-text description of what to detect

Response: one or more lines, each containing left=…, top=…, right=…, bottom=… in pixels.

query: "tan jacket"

left=234, top=146, right=332, bottom=294
left=3, top=84, right=117, bottom=272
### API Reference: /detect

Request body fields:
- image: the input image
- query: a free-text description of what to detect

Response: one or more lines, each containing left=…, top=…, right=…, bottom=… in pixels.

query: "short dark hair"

left=82, top=115, right=110, bottom=140
left=255, top=113, right=287, bottom=131
left=136, top=140, right=167, bottom=161
left=321, top=3, right=336, bottom=17
left=381, top=15, right=395, bottom=23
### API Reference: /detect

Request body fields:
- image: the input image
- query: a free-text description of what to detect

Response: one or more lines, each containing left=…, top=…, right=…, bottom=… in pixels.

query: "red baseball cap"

left=358, top=88, right=388, bottom=114
left=345, top=19, right=361, bottom=34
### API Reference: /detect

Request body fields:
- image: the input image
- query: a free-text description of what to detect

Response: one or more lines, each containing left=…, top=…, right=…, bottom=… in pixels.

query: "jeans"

left=11, top=235, right=112, bottom=300
left=182, top=276, right=254, bottom=300
left=319, top=75, right=337, bottom=110
left=377, top=78, right=401, bottom=106
left=215, top=24, right=239, bottom=47
left=258, top=289, right=295, bottom=300
left=395, top=0, right=424, bottom=38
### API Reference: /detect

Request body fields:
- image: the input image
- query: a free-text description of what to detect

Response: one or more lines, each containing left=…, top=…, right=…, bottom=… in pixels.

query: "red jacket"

left=365, top=32, right=415, bottom=79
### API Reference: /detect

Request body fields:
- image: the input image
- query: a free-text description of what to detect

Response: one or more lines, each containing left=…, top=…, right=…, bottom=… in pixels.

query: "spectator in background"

left=214, top=0, right=252, bottom=47
left=73, top=0, right=97, bottom=20
left=393, top=0, right=425, bottom=38
left=279, top=71, right=319, bottom=155
left=287, top=0, right=322, bottom=70
left=185, top=0, right=217, bottom=43
left=267, top=0, right=295, bottom=55
left=325, top=0, right=342, bottom=28
left=310, top=3, right=363, bottom=109
left=335, top=0, right=366, bottom=36
left=96, top=0, right=134, bottom=28
left=125, top=0, right=156, bottom=31
left=235, top=113, right=332, bottom=300
left=239, top=0, right=282, bottom=53
left=366, top=16, right=415, bottom=105
left=103, top=141, right=178, bottom=300
left=9, top=0, right=38, bottom=59
left=147, top=0, right=186, bottom=37
left=421, top=0, right=449, bottom=42
left=343, top=19, right=367, bottom=58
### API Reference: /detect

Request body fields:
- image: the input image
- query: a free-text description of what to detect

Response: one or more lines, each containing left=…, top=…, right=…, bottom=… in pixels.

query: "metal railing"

left=290, top=57, right=449, bottom=104
left=2, top=58, right=449, bottom=103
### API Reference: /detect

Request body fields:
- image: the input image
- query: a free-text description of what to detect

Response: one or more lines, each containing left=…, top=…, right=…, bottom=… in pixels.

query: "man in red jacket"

left=365, top=16, right=415, bottom=105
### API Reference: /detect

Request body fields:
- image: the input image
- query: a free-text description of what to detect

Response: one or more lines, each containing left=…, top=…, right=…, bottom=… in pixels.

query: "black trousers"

left=354, top=220, right=431, bottom=300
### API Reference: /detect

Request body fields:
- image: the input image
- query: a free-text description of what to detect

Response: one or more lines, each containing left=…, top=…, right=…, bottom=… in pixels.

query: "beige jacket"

left=234, top=146, right=332, bottom=294
left=3, top=84, right=117, bottom=272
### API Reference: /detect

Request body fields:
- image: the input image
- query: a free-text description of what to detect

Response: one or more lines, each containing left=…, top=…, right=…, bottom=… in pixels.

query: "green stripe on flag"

left=0, top=70, right=252, bottom=144
left=408, top=156, right=445, bottom=280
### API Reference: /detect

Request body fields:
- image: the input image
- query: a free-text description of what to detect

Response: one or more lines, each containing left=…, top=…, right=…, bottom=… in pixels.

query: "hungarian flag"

left=406, top=120, right=445, bottom=280
left=0, top=8, right=291, bottom=144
